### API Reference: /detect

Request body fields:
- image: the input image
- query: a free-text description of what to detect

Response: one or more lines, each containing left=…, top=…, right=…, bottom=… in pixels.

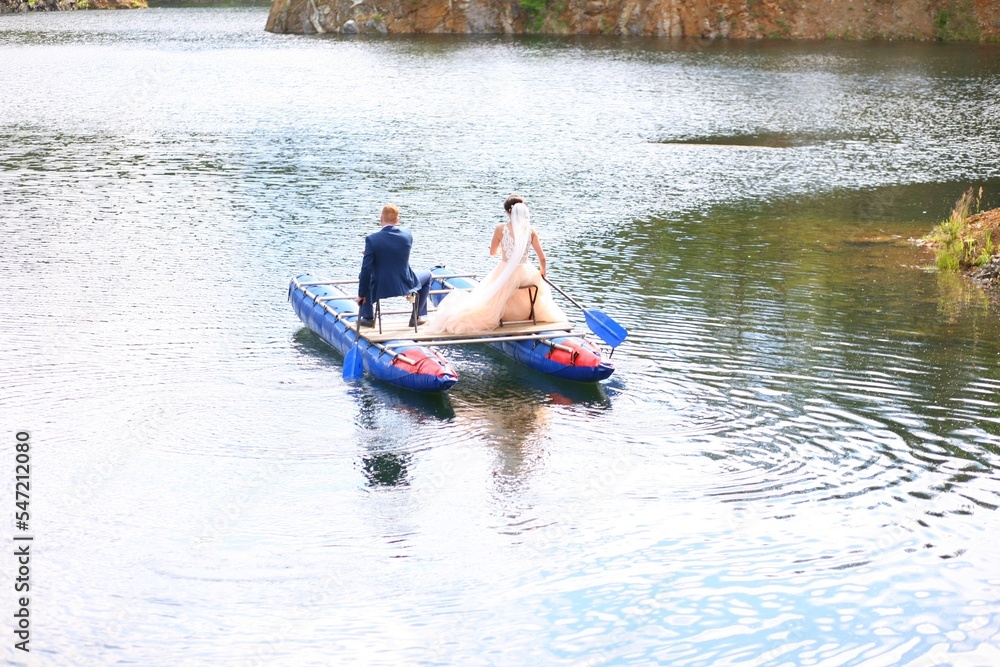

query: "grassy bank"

left=925, top=188, right=1000, bottom=271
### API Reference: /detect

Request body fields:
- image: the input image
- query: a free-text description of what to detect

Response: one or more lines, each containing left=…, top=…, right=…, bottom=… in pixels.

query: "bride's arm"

left=489, top=224, right=504, bottom=256
left=531, top=231, right=547, bottom=277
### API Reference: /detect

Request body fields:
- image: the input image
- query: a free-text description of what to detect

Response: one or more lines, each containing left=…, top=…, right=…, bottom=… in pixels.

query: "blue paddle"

left=543, top=276, right=628, bottom=348
left=343, top=311, right=365, bottom=381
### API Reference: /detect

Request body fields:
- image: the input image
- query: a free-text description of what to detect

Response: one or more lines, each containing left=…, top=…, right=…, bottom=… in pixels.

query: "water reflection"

left=453, top=392, right=549, bottom=480
left=351, top=382, right=454, bottom=490
left=293, top=323, right=614, bottom=495
left=480, top=346, right=614, bottom=406
left=935, top=270, right=994, bottom=324
left=361, top=451, right=410, bottom=487
left=653, top=131, right=828, bottom=148
left=290, top=325, right=344, bottom=369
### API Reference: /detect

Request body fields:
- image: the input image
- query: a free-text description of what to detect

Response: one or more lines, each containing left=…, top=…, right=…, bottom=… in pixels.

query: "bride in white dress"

left=428, top=196, right=567, bottom=335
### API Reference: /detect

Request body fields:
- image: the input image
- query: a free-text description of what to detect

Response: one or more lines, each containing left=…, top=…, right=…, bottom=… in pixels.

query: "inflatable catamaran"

left=288, top=268, right=620, bottom=393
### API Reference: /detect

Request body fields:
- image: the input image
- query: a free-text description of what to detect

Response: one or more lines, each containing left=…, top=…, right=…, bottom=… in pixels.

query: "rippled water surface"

left=3, top=8, right=1000, bottom=665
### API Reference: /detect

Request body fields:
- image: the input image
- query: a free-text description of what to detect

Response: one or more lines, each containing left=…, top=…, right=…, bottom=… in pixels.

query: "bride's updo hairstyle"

left=504, top=194, right=525, bottom=213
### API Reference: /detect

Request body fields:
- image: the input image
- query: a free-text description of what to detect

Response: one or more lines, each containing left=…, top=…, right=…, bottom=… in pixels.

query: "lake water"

left=2, top=7, right=1000, bottom=665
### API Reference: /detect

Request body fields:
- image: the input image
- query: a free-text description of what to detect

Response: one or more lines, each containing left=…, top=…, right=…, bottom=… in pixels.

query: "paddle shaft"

left=543, top=276, right=628, bottom=348
left=543, top=276, right=585, bottom=310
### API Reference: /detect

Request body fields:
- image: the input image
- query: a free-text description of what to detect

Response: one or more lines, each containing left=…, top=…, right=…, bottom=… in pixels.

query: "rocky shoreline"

left=265, top=0, right=1000, bottom=40
left=964, top=208, right=1000, bottom=296
left=969, top=256, right=1000, bottom=290
left=0, top=0, right=144, bottom=12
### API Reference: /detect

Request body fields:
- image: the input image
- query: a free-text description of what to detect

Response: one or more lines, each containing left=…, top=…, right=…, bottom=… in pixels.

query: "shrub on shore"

left=926, top=187, right=995, bottom=270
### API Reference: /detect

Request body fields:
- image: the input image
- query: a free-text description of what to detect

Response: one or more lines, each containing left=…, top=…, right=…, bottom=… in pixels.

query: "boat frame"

left=290, top=268, right=616, bottom=390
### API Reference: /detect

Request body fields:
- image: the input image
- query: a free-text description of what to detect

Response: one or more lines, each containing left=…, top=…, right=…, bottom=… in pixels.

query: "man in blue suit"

left=357, top=204, right=432, bottom=328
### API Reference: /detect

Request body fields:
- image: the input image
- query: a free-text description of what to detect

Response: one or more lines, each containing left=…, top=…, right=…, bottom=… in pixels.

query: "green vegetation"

left=935, top=10, right=952, bottom=38
left=927, top=188, right=990, bottom=271
left=520, top=0, right=548, bottom=31
left=520, top=0, right=567, bottom=32
left=935, top=1, right=981, bottom=41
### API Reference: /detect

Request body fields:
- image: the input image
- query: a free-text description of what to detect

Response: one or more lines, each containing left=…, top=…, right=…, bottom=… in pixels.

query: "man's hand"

left=357, top=296, right=366, bottom=305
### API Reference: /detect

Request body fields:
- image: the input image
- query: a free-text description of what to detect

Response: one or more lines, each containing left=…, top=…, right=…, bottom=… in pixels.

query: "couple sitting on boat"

left=356, top=195, right=566, bottom=334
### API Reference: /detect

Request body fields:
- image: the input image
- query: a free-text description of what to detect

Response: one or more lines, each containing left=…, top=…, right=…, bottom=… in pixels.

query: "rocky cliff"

left=265, top=0, right=999, bottom=41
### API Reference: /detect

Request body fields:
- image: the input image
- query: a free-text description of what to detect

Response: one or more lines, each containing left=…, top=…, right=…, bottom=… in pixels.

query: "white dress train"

left=428, top=223, right=566, bottom=335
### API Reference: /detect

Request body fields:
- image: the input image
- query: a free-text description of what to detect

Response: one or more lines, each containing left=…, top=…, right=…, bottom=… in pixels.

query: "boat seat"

left=499, top=284, right=538, bottom=327
left=374, top=291, right=420, bottom=334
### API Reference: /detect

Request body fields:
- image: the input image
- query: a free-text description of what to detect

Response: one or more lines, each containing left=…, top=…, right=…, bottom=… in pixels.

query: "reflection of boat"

left=478, top=348, right=614, bottom=406
left=288, top=270, right=615, bottom=392
left=289, top=275, right=458, bottom=393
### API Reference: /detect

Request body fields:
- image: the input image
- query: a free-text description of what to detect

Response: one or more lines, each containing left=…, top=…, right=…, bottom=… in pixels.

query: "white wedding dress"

left=428, top=204, right=566, bottom=335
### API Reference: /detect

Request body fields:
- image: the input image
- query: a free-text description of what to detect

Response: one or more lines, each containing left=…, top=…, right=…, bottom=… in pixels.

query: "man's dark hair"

left=503, top=194, right=525, bottom=213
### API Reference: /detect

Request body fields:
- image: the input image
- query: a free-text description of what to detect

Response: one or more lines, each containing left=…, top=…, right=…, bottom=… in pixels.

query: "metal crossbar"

left=383, top=332, right=577, bottom=353
left=299, top=273, right=477, bottom=288
left=375, top=293, right=419, bottom=334
left=297, top=279, right=358, bottom=287
left=291, top=278, right=417, bottom=365
left=500, top=285, right=537, bottom=327
left=376, top=307, right=420, bottom=316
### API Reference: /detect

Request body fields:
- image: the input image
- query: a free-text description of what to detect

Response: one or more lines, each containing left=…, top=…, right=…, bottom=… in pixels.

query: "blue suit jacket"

left=358, top=225, right=420, bottom=304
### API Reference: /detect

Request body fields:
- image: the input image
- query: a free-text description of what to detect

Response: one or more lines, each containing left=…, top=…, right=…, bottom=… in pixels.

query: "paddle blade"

left=584, top=308, right=628, bottom=348
left=343, top=343, right=364, bottom=381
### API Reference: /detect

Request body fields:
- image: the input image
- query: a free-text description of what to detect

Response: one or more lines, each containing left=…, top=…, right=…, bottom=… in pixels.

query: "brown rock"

left=264, top=0, right=1000, bottom=40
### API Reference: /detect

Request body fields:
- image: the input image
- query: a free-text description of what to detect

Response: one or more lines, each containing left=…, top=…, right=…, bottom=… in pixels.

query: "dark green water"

left=2, top=8, right=1000, bottom=665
